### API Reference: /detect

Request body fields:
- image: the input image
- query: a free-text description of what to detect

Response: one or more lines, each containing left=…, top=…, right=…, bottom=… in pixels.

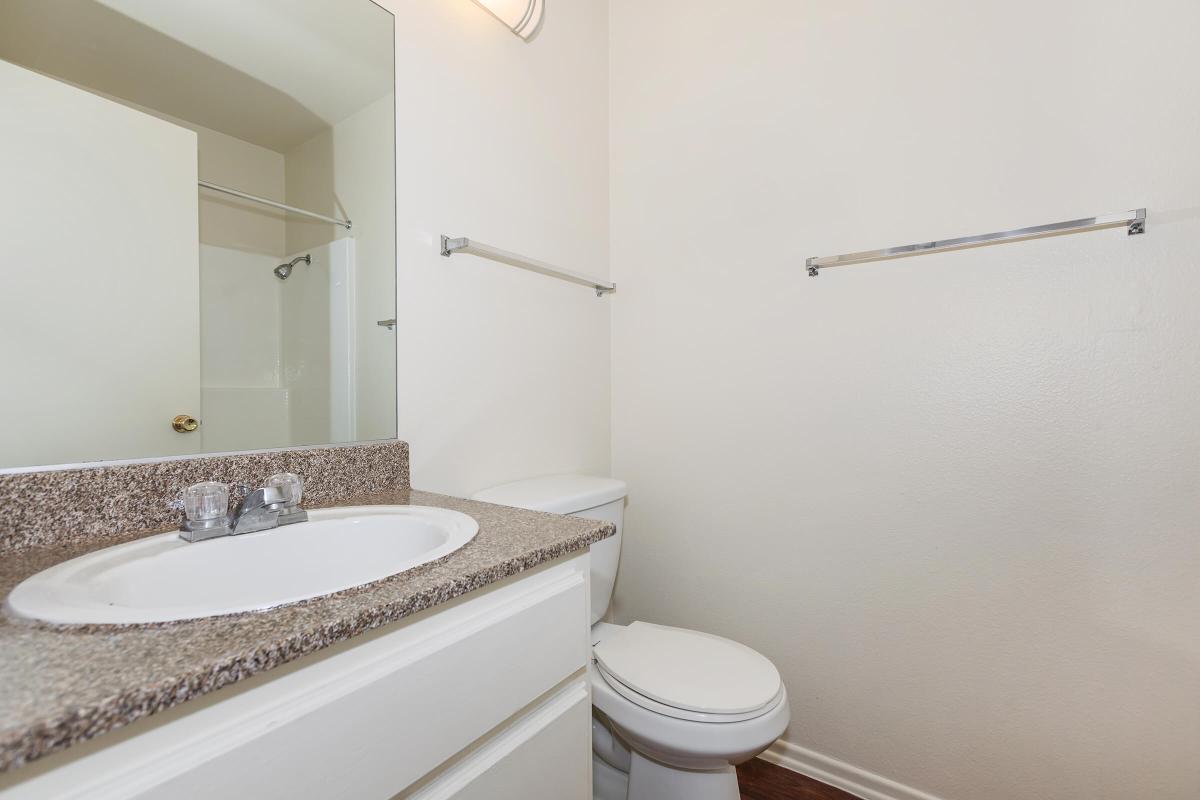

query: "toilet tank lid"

left=471, top=475, right=627, bottom=514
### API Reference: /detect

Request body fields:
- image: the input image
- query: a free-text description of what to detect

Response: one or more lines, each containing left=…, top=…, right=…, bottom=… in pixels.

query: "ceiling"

left=0, top=0, right=393, bottom=152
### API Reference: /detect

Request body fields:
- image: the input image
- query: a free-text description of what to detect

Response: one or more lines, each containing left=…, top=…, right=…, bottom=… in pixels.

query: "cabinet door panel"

left=148, top=567, right=588, bottom=799
left=403, top=680, right=591, bottom=800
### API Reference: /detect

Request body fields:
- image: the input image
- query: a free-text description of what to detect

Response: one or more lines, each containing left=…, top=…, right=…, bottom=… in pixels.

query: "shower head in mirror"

left=273, top=254, right=311, bottom=280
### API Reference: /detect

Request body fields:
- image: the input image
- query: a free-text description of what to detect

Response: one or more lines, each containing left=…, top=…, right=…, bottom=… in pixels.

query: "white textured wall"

left=609, top=2, right=1200, bottom=799
left=380, top=0, right=611, bottom=496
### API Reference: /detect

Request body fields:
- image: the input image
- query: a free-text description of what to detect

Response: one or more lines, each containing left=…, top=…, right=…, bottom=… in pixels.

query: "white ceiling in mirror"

left=0, top=0, right=392, bottom=150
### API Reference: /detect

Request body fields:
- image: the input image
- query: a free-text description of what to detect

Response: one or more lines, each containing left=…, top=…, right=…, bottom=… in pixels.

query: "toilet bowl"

left=590, top=621, right=790, bottom=800
left=472, top=476, right=790, bottom=800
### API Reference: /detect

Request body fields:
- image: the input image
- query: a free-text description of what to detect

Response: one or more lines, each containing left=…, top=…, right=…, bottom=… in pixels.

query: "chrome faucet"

left=229, top=486, right=288, bottom=534
left=179, top=474, right=307, bottom=543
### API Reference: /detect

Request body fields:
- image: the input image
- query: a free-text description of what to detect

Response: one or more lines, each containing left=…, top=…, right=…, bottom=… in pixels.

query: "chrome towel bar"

left=806, top=208, right=1146, bottom=276
left=440, top=235, right=615, bottom=296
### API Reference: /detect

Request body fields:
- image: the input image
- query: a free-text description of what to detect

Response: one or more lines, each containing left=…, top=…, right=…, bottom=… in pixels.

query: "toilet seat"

left=592, top=622, right=782, bottom=723
left=595, top=665, right=785, bottom=723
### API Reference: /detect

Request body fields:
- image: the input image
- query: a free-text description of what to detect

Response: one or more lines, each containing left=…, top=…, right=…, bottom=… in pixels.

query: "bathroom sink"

left=5, top=506, right=479, bottom=625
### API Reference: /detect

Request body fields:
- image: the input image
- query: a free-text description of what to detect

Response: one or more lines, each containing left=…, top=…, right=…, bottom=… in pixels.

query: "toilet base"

left=593, top=752, right=630, bottom=800
left=592, top=719, right=743, bottom=800
left=627, top=749, right=739, bottom=800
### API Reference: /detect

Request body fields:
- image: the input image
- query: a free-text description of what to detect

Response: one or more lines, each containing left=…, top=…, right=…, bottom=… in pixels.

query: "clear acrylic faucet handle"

left=183, top=481, right=229, bottom=522
left=266, top=473, right=304, bottom=507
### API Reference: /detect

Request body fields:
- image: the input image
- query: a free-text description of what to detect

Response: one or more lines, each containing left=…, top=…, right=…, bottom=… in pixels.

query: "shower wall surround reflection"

left=0, top=0, right=396, bottom=469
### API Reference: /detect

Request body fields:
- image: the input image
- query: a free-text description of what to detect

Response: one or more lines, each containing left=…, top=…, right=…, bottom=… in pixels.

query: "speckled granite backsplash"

left=0, top=441, right=409, bottom=553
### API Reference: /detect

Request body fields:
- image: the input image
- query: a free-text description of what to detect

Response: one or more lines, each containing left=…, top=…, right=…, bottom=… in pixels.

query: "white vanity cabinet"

left=0, top=555, right=592, bottom=800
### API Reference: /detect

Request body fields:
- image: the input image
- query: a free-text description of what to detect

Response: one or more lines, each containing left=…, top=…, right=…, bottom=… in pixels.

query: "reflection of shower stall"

left=280, top=238, right=356, bottom=444
left=198, top=239, right=355, bottom=451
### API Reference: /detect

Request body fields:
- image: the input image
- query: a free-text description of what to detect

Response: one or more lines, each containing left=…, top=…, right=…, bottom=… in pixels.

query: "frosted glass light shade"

left=471, top=0, right=544, bottom=40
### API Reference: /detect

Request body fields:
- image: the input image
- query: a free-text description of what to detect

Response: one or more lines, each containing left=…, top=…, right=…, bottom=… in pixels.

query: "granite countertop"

left=0, top=489, right=614, bottom=773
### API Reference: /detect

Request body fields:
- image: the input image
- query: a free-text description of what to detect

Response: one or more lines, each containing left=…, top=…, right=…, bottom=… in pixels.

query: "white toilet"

left=472, top=475, right=790, bottom=800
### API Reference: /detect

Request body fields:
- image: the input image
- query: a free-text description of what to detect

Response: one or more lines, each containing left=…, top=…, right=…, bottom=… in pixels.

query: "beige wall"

left=609, top=2, right=1200, bottom=799
left=284, top=130, right=338, bottom=255
left=196, top=126, right=285, bottom=257
left=378, top=0, right=611, bottom=495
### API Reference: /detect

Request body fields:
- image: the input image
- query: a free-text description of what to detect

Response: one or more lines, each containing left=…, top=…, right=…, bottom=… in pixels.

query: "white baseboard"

left=759, top=740, right=948, bottom=800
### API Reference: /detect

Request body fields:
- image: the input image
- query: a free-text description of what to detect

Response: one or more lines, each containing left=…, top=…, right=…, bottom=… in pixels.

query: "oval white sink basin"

left=5, top=505, right=479, bottom=625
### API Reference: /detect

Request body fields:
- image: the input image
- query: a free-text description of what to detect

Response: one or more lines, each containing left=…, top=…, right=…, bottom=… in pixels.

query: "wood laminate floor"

left=737, top=758, right=863, bottom=800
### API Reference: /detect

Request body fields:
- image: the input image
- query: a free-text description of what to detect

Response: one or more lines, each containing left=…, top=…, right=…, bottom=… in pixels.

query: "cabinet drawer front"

left=402, top=679, right=591, bottom=800
left=3, top=557, right=589, bottom=800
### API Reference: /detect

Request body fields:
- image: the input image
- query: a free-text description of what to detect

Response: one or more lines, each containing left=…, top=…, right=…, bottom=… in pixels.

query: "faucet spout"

left=230, top=486, right=288, bottom=534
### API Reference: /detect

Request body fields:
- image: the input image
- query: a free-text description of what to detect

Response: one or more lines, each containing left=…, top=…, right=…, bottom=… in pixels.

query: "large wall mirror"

left=0, top=0, right=396, bottom=470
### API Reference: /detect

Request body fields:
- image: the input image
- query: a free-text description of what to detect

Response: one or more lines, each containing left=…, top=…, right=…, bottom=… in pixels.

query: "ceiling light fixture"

left=471, top=0, right=544, bottom=41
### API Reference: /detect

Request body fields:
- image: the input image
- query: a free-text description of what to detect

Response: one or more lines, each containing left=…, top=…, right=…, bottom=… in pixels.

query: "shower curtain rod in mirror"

left=199, top=180, right=352, bottom=230
left=806, top=208, right=1146, bottom=276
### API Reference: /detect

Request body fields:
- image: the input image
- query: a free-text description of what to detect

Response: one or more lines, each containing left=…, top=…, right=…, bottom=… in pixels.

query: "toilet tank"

left=471, top=475, right=626, bottom=625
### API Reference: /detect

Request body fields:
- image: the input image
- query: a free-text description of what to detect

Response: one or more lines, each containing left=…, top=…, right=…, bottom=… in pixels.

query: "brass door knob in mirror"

left=172, top=414, right=199, bottom=433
